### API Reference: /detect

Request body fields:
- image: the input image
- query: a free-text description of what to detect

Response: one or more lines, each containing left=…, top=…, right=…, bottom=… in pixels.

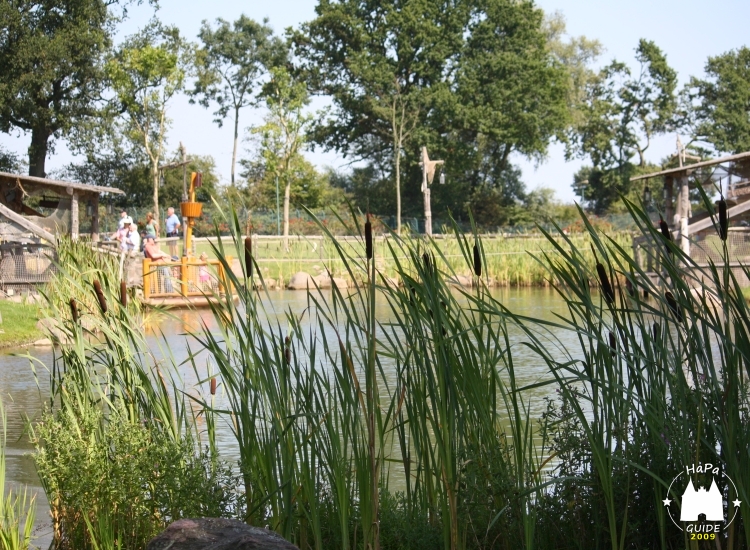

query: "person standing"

left=165, top=207, right=181, bottom=257
left=145, top=212, right=159, bottom=240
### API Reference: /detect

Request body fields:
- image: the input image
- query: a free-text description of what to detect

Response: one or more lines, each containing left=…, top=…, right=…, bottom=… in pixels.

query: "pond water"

left=0, top=287, right=574, bottom=548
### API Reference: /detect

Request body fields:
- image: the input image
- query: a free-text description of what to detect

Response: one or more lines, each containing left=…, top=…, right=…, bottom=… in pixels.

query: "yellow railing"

left=142, top=256, right=233, bottom=300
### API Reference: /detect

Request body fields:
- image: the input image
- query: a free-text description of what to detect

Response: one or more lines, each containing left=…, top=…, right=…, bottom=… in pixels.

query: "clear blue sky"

left=1, top=0, right=749, bottom=203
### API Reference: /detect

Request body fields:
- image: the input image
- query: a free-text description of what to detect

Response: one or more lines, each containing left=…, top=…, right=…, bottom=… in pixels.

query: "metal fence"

left=0, top=244, right=57, bottom=286
left=690, top=228, right=750, bottom=265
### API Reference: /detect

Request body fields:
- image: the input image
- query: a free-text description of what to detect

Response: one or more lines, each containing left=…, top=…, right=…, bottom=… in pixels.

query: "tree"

left=0, top=0, right=123, bottom=177
left=685, top=47, right=750, bottom=154
left=252, top=68, right=312, bottom=249
left=295, top=0, right=572, bottom=232
left=192, top=16, right=286, bottom=186
left=107, top=22, right=191, bottom=222
left=293, top=0, right=468, bottom=234
left=568, top=39, right=677, bottom=210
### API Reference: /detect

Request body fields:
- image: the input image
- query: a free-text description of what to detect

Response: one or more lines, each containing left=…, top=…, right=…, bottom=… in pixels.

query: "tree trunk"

left=283, top=178, right=291, bottom=251
left=28, top=127, right=51, bottom=178
left=394, top=144, right=401, bottom=234
left=152, top=161, right=160, bottom=223
left=231, top=107, right=240, bottom=187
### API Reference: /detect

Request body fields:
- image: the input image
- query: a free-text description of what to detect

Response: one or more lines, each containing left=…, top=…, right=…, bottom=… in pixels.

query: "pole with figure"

left=419, top=146, right=444, bottom=236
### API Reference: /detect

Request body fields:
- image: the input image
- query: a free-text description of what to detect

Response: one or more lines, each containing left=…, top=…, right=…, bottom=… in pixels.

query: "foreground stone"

left=147, top=518, right=299, bottom=550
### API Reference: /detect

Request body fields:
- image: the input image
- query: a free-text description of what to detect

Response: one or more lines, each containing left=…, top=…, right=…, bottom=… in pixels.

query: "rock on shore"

left=146, top=518, right=299, bottom=550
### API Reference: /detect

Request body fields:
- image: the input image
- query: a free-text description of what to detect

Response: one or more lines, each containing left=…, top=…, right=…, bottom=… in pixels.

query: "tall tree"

left=293, top=0, right=467, bottom=234
left=568, top=39, right=677, bottom=210
left=0, top=0, right=126, bottom=177
left=107, top=22, right=191, bottom=222
left=252, top=68, right=312, bottom=249
left=191, top=16, right=286, bottom=186
left=684, top=47, right=750, bottom=154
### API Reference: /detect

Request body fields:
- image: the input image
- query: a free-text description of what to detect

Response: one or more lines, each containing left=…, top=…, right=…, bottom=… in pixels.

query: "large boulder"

left=146, top=518, right=299, bottom=550
left=287, top=271, right=314, bottom=290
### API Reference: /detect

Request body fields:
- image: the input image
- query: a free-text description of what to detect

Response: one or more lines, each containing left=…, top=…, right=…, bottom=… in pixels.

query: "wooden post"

left=680, top=176, right=690, bottom=256
left=180, top=256, right=188, bottom=296
left=664, top=177, right=674, bottom=228
left=70, top=191, right=79, bottom=240
left=143, top=259, right=151, bottom=301
left=91, top=193, right=99, bottom=242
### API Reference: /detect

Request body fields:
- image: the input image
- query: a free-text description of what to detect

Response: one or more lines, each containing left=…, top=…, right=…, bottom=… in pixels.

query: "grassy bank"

left=196, top=231, right=633, bottom=287
left=0, top=300, right=41, bottom=348
left=15, top=203, right=750, bottom=550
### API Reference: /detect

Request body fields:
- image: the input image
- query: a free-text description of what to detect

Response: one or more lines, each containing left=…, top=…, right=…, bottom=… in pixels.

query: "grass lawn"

left=0, top=299, right=42, bottom=348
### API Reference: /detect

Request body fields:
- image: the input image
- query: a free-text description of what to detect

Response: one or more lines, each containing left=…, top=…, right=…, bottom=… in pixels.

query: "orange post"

left=143, top=259, right=151, bottom=301
left=180, top=256, right=188, bottom=296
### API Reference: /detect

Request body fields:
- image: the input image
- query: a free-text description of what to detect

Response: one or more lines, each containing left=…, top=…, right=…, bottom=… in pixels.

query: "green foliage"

left=107, top=21, right=192, bottom=219
left=33, top=403, right=237, bottom=550
left=568, top=40, right=677, bottom=211
left=0, top=397, right=36, bottom=550
left=0, top=0, right=120, bottom=176
left=0, top=147, right=22, bottom=174
left=685, top=46, right=750, bottom=154
left=192, top=15, right=286, bottom=185
left=160, top=150, right=220, bottom=207
left=294, top=0, right=571, bottom=228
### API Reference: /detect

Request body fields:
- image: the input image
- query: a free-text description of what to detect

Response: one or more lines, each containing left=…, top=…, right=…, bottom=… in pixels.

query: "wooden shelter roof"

left=630, top=151, right=750, bottom=182
left=0, top=171, right=124, bottom=195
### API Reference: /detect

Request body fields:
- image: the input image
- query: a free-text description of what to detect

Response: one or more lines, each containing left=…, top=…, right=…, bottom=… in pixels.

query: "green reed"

left=0, top=397, right=36, bottom=550
left=25, top=195, right=750, bottom=549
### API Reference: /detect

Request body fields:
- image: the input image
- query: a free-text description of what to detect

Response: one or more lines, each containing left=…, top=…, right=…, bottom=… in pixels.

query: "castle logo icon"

left=664, top=463, right=742, bottom=531
left=680, top=478, right=723, bottom=521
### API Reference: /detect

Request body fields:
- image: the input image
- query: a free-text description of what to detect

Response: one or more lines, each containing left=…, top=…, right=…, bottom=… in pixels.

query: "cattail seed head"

left=284, top=335, right=291, bottom=365
left=659, top=218, right=672, bottom=254
left=608, top=331, right=617, bottom=355
left=365, top=214, right=373, bottom=260
left=652, top=322, right=660, bottom=340
left=718, top=199, right=728, bottom=241
left=210, top=377, right=217, bottom=395
left=93, top=280, right=107, bottom=314
left=473, top=244, right=481, bottom=277
left=244, top=236, right=253, bottom=277
left=423, top=252, right=432, bottom=273
left=665, top=292, right=682, bottom=323
left=69, top=298, right=79, bottom=323
left=643, top=288, right=649, bottom=300
left=596, top=263, right=615, bottom=307
left=120, top=281, right=127, bottom=307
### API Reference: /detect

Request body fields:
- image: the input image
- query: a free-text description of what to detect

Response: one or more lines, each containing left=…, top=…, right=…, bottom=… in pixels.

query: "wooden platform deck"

left=143, top=293, right=240, bottom=309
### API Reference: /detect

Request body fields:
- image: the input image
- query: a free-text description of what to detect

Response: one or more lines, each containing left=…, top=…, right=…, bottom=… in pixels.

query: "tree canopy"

left=685, top=47, right=750, bottom=155
left=0, top=0, right=119, bottom=176
left=192, top=16, right=286, bottom=185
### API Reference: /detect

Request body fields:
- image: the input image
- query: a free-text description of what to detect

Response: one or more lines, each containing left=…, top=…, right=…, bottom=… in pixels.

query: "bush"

left=33, top=403, right=239, bottom=550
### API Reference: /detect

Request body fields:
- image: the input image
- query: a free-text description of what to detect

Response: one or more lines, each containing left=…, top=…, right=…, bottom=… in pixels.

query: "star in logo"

left=663, top=497, right=672, bottom=506
left=733, top=499, right=741, bottom=507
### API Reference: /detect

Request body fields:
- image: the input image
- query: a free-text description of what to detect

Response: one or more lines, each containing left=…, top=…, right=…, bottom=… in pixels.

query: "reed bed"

left=197, top=232, right=632, bottom=288
left=25, top=200, right=750, bottom=550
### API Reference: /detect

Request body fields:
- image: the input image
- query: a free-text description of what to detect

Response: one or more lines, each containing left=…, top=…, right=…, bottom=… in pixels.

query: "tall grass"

left=197, top=232, right=632, bottom=288
left=26, top=197, right=750, bottom=549
left=0, top=397, right=36, bottom=550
